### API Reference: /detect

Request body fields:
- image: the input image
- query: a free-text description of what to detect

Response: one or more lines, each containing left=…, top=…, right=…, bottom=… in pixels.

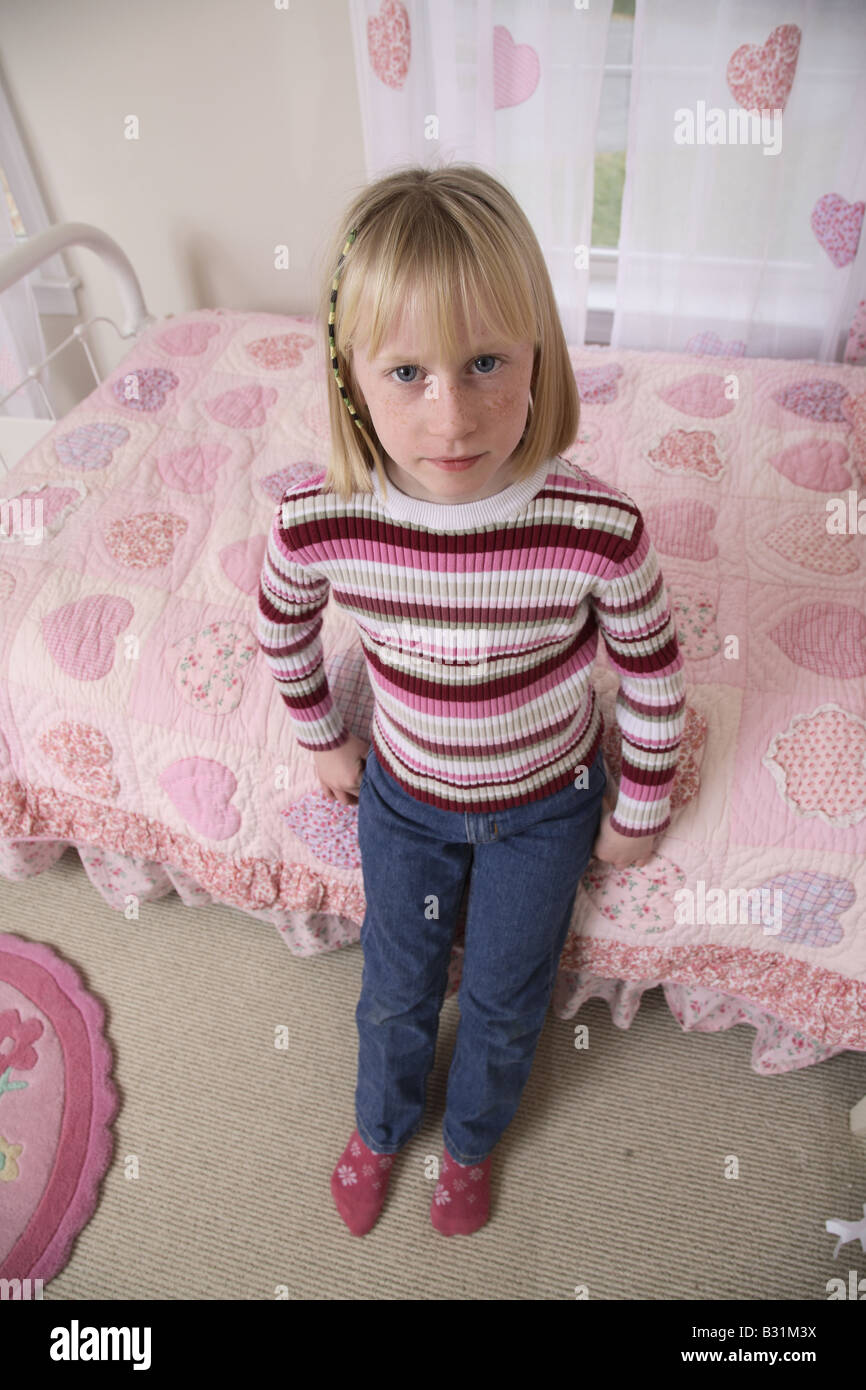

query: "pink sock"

left=331, top=1128, right=396, bottom=1236
left=430, top=1145, right=493, bottom=1236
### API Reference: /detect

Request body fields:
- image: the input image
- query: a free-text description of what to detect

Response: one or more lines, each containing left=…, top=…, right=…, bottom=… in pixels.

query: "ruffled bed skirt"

left=0, top=835, right=852, bottom=1077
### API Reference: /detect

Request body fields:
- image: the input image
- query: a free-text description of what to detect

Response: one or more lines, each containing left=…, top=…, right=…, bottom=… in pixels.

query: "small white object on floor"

left=825, top=1203, right=866, bottom=1258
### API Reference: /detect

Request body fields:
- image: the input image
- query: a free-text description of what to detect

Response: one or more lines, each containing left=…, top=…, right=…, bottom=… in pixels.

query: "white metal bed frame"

left=0, top=222, right=157, bottom=429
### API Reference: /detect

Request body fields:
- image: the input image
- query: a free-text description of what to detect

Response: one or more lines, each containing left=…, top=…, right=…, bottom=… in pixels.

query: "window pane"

left=0, top=166, right=27, bottom=237
left=592, top=2, right=633, bottom=249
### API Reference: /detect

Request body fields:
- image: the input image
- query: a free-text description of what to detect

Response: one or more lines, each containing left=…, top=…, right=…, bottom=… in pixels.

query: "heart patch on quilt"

left=763, top=704, right=866, bottom=824
left=770, top=603, right=866, bottom=679
left=811, top=194, right=865, bottom=269
left=325, top=651, right=376, bottom=733
left=644, top=499, right=719, bottom=560
left=842, top=393, right=866, bottom=487
left=575, top=421, right=602, bottom=447
left=845, top=299, right=866, bottom=365
left=563, top=424, right=603, bottom=469
left=671, top=593, right=722, bottom=660
left=158, top=757, right=241, bottom=839
left=0, top=934, right=118, bottom=1286
left=367, top=0, right=411, bottom=90
left=685, top=332, right=746, bottom=358
left=772, top=380, right=850, bottom=422
left=764, top=514, right=859, bottom=575
left=575, top=363, right=623, bottom=404
left=281, top=793, right=363, bottom=870
left=38, top=722, right=120, bottom=800
left=726, top=23, right=801, bottom=113
left=104, top=512, right=188, bottom=569
left=157, top=442, right=232, bottom=493
left=756, top=871, right=855, bottom=947
left=848, top=440, right=866, bottom=489
left=204, top=385, right=279, bottom=429
left=171, top=622, right=257, bottom=713
left=110, top=367, right=179, bottom=413
left=258, top=464, right=324, bottom=504
left=220, top=536, right=267, bottom=595
left=579, top=856, right=686, bottom=935
left=493, top=25, right=540, bottom=109
left=55, top=422, right=130, bottom=471
left=42, top=595, right=135, bottom=681
left=245, top=334, right=315, bottom=371
left=646, top=429, right=725, bottom=481
left=0, top=484, right=83, bottom=542
left=658, top=374, right=737, bottom=419
left=769, top=439, right=852, bottom=492
left=842, top=391, right=866, bottom=434
left=154, top=321, right=222, bottom=356
left=301, top=388, right=332, bottom=443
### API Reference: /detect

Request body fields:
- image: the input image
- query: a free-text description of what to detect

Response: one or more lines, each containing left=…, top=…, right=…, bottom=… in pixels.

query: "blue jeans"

left=354, top=741, right=608, bottom=1166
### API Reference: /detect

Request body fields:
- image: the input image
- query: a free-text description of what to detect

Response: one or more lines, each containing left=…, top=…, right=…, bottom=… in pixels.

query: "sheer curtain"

left=348, top=0, right=614, bottom=344
left=611, top=0, right=866, bottom=362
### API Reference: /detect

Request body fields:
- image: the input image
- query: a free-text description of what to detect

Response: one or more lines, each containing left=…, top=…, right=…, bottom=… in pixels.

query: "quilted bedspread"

left=0, top=308, right=864, bottom=1074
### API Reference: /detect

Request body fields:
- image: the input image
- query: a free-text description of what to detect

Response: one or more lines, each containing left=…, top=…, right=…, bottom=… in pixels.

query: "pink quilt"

left=0, top=309, right=863, bottom=1075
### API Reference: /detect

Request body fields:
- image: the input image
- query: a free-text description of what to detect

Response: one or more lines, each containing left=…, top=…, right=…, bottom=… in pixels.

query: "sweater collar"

left=370, top=456, right=554, bottom=530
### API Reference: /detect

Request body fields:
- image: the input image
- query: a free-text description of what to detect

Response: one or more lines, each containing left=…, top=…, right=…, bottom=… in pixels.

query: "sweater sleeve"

left=592, top=506, right=687, bottom=838
left=256, top=497, right=350, bottom=752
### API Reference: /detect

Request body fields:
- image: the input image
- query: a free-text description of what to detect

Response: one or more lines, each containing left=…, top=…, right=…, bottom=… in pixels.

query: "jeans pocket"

left=593, top=748, right=608, bottom=798
left=358, top=746, right=374, bottom=794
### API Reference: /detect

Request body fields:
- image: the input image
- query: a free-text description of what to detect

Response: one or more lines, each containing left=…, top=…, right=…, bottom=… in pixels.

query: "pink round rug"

left=0, top=934, right=117, bottom=1285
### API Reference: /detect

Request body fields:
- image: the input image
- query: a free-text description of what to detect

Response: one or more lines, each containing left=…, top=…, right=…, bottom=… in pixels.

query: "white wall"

left=0, top=0, right=365, bottom=414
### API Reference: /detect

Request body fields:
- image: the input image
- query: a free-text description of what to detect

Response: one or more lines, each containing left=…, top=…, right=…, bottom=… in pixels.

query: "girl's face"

left=350, top=304, right=535, bottom=504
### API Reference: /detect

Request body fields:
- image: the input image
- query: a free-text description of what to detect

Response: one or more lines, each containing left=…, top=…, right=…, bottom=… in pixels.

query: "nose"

left=424, top=375, right=477, bottom=441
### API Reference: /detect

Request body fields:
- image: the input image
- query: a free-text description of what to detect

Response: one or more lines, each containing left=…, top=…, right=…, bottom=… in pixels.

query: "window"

left=0, top=73, right=79, bottom=316
left=0, top=165, right=26, bottom=237
left=587, top=0, right=634, bottom=344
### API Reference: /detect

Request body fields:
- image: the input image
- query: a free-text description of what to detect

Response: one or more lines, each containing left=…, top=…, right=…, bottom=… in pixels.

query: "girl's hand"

left=312, top=733, right=371, bottom=806
left=591, top=791, right=658, bottom=869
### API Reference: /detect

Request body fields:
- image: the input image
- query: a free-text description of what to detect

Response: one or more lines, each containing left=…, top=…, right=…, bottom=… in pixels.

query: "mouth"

left=427, top=453, right=484, bottom=471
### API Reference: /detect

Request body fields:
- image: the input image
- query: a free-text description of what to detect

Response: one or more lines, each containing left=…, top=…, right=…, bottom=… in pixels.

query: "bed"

left=1, top=224, right=864, bottom=1084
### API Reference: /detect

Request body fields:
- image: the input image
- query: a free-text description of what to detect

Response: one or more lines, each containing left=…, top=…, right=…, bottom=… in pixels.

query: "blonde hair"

left=314, top=163, right=580, bottom=503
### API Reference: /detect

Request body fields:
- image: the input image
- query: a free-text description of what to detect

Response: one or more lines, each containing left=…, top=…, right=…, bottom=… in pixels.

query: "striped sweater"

left=256, top=454, right=687, bottom=836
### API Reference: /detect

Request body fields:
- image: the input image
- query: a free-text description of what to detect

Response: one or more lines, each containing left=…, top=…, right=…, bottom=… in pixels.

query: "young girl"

left=257, top=164, right=686, bottom=1240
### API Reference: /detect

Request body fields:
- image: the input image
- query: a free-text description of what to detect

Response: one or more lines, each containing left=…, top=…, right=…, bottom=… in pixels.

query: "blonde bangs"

left=344, top=222, right=537, bottom=369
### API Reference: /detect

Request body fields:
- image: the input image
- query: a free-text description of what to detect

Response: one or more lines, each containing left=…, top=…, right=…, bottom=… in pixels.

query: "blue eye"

left=389, top=356, right=501, bottom=384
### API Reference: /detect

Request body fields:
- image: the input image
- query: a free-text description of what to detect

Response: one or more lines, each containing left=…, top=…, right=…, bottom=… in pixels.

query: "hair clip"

left=328, top=228, right=364, bottom=429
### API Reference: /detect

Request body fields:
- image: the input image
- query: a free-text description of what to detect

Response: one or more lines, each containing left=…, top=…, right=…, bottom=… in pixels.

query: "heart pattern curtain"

left=611, top=0, right=866, bottom=362
left=348, top=0, right=615, bottom=345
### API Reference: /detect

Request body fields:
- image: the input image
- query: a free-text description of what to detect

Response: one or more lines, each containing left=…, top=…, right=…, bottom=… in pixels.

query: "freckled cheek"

left=377, top=394, right=412, bottom=425
left=369, top=393, right=416, bottom=445
left=485, top=388, right=522, bottom=424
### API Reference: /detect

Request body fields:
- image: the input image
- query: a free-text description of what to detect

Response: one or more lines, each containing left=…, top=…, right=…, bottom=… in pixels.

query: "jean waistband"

left=363, top=740, right=606, bottom=845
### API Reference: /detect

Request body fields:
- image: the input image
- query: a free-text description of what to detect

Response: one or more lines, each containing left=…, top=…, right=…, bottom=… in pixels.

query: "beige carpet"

left=2, top=847, right=865, bottom=1302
